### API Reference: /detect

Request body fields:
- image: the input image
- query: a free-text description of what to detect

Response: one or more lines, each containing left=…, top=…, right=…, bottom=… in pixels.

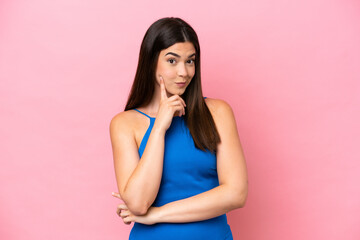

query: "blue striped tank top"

left=129, top=97, right=233, bottom=240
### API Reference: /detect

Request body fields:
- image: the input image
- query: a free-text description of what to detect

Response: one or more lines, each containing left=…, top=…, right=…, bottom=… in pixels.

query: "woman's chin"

left=169, top=89, right=186, bottom=96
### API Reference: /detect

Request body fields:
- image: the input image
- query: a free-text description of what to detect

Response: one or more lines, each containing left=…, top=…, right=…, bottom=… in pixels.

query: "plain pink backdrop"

left=1, top=0, right=359, bottom=239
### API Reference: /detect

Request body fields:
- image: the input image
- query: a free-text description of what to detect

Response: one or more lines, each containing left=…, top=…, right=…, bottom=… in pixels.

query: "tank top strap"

left=133, top=108, right=152, bottom=119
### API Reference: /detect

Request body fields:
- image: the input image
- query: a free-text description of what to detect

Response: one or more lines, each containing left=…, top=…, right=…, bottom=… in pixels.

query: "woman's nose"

left=177, top=62, right=188, bottom=77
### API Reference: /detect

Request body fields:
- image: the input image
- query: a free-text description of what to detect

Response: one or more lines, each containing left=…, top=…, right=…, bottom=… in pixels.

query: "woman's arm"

left=111, top=78, right=186, bottom=216
left=110, top=115, right=166, bottom=215
left=156, top=99, right=248, bottom=222
left=117, top=183, right=244, bottom=225
left=116, top=98, right=248, bottom=224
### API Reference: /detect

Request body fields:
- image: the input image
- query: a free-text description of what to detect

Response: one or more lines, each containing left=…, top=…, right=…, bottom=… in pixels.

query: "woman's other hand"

left=112, top=192, right=160, bottom=225
left=154, top=76, right=186, bottom=132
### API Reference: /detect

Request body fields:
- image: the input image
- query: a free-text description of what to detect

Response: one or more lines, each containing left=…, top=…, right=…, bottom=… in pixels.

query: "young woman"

left=110, top=17, right=248, bottom=239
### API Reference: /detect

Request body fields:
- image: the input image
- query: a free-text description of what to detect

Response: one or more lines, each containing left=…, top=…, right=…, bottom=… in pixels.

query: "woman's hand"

left=112, top=192, right=160, bottom=225
left=154, top=76, right=186, bottom=132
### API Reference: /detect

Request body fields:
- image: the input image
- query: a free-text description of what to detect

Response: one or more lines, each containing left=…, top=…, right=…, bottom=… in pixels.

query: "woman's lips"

left=175, top=82, right=186, bottom=87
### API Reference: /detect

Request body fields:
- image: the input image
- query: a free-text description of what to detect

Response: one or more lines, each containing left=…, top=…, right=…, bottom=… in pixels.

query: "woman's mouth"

left=175, top=82, right=186, bottom=88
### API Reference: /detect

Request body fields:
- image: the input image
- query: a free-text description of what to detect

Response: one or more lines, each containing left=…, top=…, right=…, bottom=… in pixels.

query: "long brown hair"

left=124, top=17, right=220, bottom=153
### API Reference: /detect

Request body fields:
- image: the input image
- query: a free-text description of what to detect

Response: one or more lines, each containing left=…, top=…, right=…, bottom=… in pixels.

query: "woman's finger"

left=168, top=94, right=186, bottom=107
left=168, top=100, right=185, bottom=107
left=120, top=210, right=130, bottom=218
left=166, top=104, right=184, bottom=116
left=117, top=204, right=128, bottom=211
left=168, top=96, right=186, bottom=116
left=179, top=96, right=186, bottom=107
left=160, top=76, right=167, bottom=100
left=168, top=103, right=185, bottom=117
left=168, top=96, right=186, bottom=113
left=116, top=204, right=128, bottom=216
left=111, top=192, right=122, bottom=200
left=123, top=217, right=132, bottom=225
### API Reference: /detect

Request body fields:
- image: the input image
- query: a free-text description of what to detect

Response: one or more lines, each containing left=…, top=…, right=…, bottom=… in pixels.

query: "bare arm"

left=111, top=77, right=186, bottom=216
left=157, top=99, right=248, bottom=222
left=117, top=98, right=248, bottom=223
left=110, top=115, right=166, bottom=215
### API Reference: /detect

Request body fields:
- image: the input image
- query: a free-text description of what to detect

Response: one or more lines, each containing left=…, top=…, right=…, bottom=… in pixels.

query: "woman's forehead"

left=161, top=42, right=196, bottom=57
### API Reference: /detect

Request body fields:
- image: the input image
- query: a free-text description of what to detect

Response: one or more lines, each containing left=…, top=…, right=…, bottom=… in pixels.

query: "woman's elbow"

left=232, top=185, right=248, bottom=209
left=126, top=200, right=151, bottom=216
left=121, top=190, right=151, bottom=215
left=129, top=206, right=148, bottom=216
left=236, top=192, right=248, bottom=208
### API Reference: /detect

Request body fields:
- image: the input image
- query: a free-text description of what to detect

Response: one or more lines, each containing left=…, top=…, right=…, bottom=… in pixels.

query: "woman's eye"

left=168, top=59, right=176, bottom=64
left=167, top=59, right=194, bottom=65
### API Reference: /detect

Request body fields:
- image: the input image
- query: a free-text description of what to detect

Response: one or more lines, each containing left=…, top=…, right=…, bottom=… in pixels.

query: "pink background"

left=1, top=0, right=359, bottom=239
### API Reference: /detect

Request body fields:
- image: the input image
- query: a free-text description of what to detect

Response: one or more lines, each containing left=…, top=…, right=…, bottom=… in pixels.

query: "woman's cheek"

left=161, top=67, right=176, bottom=79
left=156, top=63, right=174, bottom=80
left=190, top=65, right=196, bottom=76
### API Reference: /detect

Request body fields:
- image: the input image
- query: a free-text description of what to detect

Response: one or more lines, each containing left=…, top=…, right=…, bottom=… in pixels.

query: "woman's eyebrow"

left=165, top=52, right=196, bottom=58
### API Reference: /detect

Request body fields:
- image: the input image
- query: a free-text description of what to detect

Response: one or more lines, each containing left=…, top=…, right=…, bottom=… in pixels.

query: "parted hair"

left=124, top=17, right=220, bottom=153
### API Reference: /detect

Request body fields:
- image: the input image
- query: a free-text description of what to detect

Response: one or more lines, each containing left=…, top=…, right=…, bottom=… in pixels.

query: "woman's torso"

left=128, top=99, right=233, bottom=240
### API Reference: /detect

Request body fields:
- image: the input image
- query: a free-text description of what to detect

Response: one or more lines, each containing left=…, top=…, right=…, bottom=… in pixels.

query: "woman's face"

left=155, top=41, right=196, bottom=97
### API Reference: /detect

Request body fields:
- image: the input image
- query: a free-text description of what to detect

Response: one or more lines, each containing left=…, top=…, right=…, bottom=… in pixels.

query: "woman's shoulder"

left=204, top=97, right=234, bottom=117
left=110, top=109, right=136, bottom=123
left=109, top=109, right=140, bottom=134
left=204, top=98, right=237, bottom=134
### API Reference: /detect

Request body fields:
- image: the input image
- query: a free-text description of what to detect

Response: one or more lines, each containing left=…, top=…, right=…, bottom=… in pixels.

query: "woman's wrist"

left=151, top=206, right=164, bottom=224
left=151, top=124, right=166, bottom=136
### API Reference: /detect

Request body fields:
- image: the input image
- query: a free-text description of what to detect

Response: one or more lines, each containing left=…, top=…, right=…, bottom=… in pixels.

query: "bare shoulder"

left=109, top=110, right=138, bottom=137
left=204, top=97, right=234, bottom=120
